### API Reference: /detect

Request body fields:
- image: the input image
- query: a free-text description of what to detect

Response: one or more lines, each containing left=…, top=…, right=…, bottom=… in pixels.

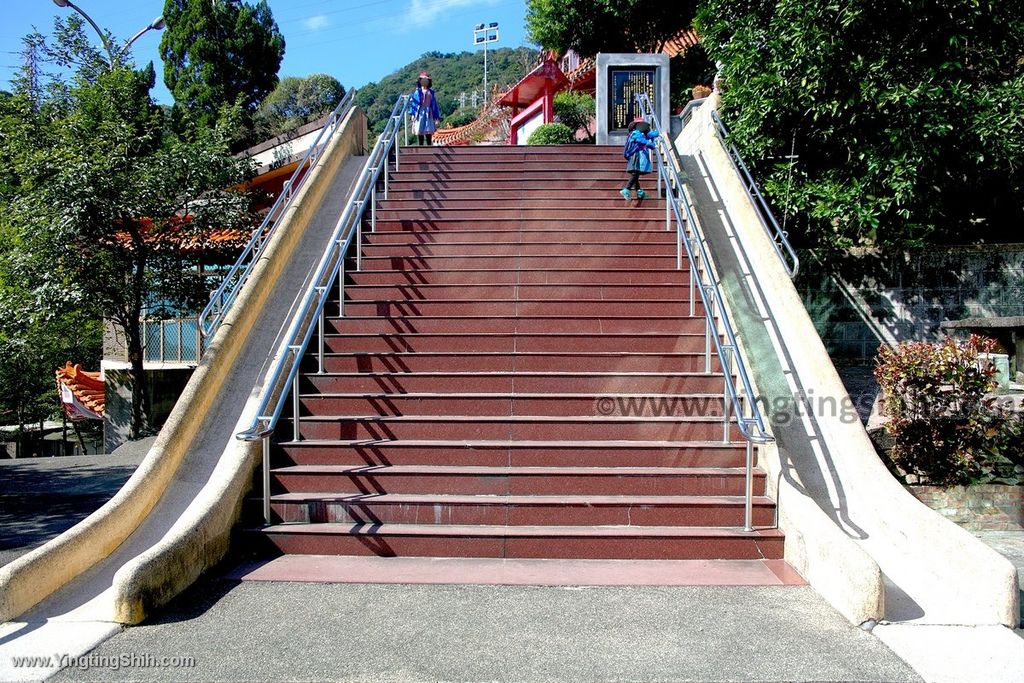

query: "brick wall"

left=908, top=485, right=1024, bottom=531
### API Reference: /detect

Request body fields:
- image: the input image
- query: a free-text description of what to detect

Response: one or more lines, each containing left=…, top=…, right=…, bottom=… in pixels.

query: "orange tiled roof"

left=663, top=28, right=700, bottom=58
left=114, top=216, right=251, bottom=254
left=56, top=362, right=105, bottom=419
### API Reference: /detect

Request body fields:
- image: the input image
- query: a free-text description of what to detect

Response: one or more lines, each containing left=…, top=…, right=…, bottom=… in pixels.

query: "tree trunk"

left=123, top=318, right=150, bottom=439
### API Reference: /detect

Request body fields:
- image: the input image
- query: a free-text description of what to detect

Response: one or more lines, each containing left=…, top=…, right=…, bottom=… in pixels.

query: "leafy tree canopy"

left=354, top=48, right=538, bottom=136
left=697, top=0, right=1024, bottom=249
left=3, top=17, right=255, bottom=438
left=160, top=0, right=285, bottom=137
left=526, top=0, right=698, bottom=56
left=253, top=73, right=346, bottom=142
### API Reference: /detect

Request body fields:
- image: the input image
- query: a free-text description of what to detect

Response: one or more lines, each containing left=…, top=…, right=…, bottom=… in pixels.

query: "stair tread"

left=267, top=492, right=774, bottom=505
left=295, top=414, right=737, bottom=423
left=279, top=438, right=745, bottom=448
left=273, top=465, right=755, bottom=475
left=255, top=522, right=783, bottom=538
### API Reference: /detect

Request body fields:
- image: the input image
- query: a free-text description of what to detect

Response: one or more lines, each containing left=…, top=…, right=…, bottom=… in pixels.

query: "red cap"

left=419, top=71, right=431, bottom=79
left=633, top=115, right=645, bottom=123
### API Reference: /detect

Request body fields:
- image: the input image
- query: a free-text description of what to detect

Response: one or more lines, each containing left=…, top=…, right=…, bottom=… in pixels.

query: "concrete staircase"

left=244, top=145, right=782, bottom=562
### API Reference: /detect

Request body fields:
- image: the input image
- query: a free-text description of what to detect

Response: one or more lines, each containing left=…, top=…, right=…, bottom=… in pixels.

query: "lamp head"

left=52, top=0, right=71, bottom=7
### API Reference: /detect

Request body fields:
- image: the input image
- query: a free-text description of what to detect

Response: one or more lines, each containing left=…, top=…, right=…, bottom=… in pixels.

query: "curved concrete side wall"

left=680, top=183, right=884, bottom=625
left=678, top=94, right=1018, bottom=627
left=0, top=108, right=368, bottom=624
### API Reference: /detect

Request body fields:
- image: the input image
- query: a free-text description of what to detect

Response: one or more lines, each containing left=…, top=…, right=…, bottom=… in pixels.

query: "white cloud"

left=304, top=15, right=330, bottom=32
left=406, top=0, right=499, bottom=29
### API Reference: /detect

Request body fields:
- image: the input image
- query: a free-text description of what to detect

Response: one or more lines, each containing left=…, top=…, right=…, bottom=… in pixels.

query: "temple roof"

left=497, top=53, right=569, bottom=110
left=55, top=362, right=105, bottom=420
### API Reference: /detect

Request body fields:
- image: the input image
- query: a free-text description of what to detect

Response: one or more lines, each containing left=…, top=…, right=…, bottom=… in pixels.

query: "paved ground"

left=0, top=439, right=151, bottom=567
left=50, top=574, right=920, bottom=683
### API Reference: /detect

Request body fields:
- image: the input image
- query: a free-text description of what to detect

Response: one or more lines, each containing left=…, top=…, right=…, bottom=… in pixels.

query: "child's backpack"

left=623, top=133, right=644, bottom=159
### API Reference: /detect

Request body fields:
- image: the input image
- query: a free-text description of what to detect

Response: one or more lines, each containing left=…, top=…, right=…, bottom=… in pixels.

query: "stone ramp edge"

left=0, top=107, right=369, bottom=625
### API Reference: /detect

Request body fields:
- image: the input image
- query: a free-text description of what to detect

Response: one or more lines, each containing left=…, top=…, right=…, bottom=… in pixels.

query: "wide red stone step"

left=315, top=332, right=711, bottom=353
left=299, top=372, right=725, bottom=394
left=246, top=523, right=784, bottom=560
left=383, top=189, right=651, bottom=201
left=345, top=268, right=688, bottom=285
left=290, top=415, right=742, bottom=441
left=363, top=229, right=676, bottom=244
left=295, top=393, right=726, bottom=417
left=359, top=242, right=673, bottom=257
left=269, top=465, right=761, bottom=496
left=386, top=180, right=641, bottom=192
left=272, top=439, right=749, bottom=468
left=260, top=493, right=776, bottom=527
left=323, top=316, right=708, bottom=334
left=372, top=218, right=670, bottom=231
left=304, top=352, right=717, bottom=373
left=376, top=209, right=664, bottom=222
left=343, top=283, right=689, bottom=300
left=379, top=198, right=659, bottom=210
left=336, top=300, right=695, bottom=318
left=355, top=255, right=679, bottom=270
left=385, top=175, right=655, bottom=185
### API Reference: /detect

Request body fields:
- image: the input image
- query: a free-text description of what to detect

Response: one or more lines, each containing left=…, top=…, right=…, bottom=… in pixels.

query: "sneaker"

left=620, top=188, right=632, bottom=202
left=636, top=189, right=647, bottom=200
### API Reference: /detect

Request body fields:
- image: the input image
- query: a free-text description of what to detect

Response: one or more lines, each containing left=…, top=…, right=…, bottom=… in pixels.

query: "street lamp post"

left=472, top=22, right=499, bottom=106
left=52, top=0, right=165, bottom=70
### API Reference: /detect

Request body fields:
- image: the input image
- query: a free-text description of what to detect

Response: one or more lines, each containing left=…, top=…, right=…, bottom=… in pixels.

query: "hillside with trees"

left=354, top=47, right=539, bottom=135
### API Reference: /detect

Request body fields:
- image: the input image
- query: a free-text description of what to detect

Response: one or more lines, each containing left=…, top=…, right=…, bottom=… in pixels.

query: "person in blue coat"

left=621, top=116, right=659, bottom=201
left=409, top=71, right=441, bottom=146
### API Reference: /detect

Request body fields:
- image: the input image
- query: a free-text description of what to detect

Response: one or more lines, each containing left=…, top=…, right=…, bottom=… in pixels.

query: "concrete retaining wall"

left=797, top=246, right=1024, bottom=361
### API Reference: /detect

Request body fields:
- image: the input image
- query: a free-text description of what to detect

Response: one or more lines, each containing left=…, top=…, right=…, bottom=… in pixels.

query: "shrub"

left=874, top=335, right=997, bottom=484
left=526, top=122, right=574, bottom=145
left=553, top=90, right=595, bottom=140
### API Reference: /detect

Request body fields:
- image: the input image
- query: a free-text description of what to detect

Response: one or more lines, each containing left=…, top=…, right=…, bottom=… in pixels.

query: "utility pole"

left=472, top=22, right=499, bottom=105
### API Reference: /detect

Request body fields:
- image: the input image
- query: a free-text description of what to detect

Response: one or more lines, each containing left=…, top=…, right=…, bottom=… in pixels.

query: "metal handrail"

left=709, top=110, right=799, bottom=279
left=680, top=96, right=706, bottom=128
left=236, top=94, right=409, bottom=525
left=198, top=89, right=357, bottom=350
left=636, top=93, right=774, bottom=531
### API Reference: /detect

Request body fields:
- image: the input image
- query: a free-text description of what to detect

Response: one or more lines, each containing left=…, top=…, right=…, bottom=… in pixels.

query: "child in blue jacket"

left=409, top=71, right=441, bottom=146
left=621, top=117, right=659, bottom=201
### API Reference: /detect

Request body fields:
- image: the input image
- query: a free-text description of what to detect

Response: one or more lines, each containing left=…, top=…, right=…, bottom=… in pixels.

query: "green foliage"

left=354, top=48, right=538, bottom=136
left=3, top=18, right=255, bottom=438
left=160, top=0, right=285, bottom=138
left=670, top=44, right=716, bottom=111
left=441, top=109, right=479, bottom=129
left=553, top=90, right=595, bottom=141
left=526, top=0, right=698, bottom=56
left=874, top=336, right=1022, bottom=484
left=254, top=74, right=346, bottom=142
left=697, top=0, right=1024, bottom=250
left=526, top=122, right=575, bottom=145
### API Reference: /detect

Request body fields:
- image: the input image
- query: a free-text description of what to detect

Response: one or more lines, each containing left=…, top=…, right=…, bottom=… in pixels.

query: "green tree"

left=526, top=0, right=698, bottom=56
left=697, top=0, right=1024, bottom=250
left=254, top=74, right=346, bottom=141
left=553, top=90, right=595, bottom=141
left=4, top=19, right=255, bottom=439
left=160, top=0, right=285, bottom=137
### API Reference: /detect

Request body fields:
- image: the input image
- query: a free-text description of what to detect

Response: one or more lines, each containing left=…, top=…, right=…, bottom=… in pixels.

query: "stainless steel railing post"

left=262, top=436, right=271, bottom=525
left=722, top=346, right=732, bottom=443
left=316, top=289, right=326, bottom=375
left=744, top=437, right=754, bottom=531
left=371, top=183, right=377, bottom=232
left=290, top=346, right=302, bottom=442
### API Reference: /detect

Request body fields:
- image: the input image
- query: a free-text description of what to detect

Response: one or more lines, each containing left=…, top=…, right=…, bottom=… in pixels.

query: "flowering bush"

left=875, top=335, right=997, bottom=484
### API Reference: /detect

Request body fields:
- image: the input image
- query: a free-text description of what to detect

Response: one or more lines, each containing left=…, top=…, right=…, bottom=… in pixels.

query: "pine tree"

left=160, top=0, right=285, bottom=137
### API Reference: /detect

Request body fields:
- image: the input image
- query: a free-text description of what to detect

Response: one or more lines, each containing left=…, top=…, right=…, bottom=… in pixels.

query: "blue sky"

left=1, top=0, right=531, bottom=103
